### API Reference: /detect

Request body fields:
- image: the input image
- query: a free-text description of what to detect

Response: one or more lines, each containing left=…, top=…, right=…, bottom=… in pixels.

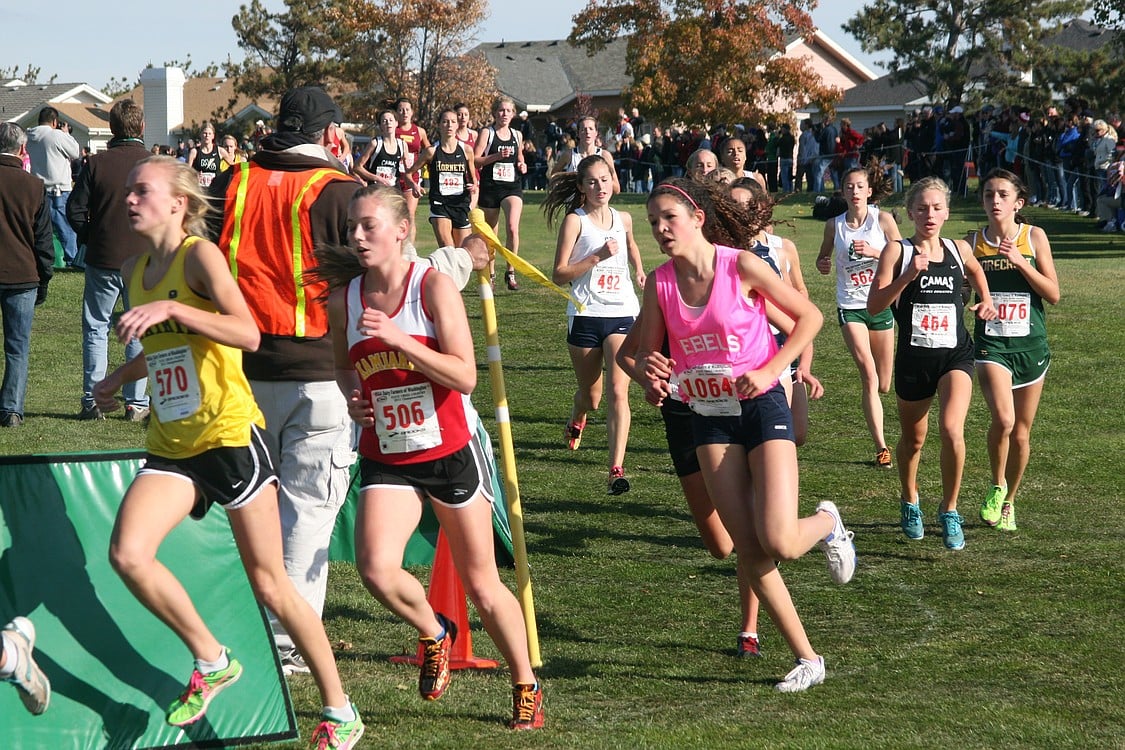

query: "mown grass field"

left=2, top=189, right=1123, bottom=749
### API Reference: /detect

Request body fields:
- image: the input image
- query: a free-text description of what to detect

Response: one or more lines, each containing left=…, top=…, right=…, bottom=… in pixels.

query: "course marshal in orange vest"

left=219, top=161, right=357, bottom=338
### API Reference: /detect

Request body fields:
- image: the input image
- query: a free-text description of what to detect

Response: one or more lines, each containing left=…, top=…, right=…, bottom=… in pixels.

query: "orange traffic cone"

left=389, top=529, right=500, bottom=670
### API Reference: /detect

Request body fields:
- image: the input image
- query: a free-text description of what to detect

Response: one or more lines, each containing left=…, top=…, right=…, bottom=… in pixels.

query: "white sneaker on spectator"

left=1103, top=221, right=1118, bottom=232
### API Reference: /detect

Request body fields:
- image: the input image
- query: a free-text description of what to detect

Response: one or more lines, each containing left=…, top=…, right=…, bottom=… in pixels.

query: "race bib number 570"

left=146, top=346, right=202, bottom=422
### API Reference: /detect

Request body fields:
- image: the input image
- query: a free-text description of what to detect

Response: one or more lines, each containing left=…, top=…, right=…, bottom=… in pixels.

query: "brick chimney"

left=140, top=67, right=185, bottom=148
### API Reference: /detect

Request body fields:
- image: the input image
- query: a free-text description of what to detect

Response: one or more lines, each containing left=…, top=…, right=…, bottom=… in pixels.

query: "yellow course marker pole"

left=469, top=209, right=542, bottom=667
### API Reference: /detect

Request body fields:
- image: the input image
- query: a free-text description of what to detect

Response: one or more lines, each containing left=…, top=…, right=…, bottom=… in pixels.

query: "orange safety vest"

left=219, top=161, right=355, bottom=338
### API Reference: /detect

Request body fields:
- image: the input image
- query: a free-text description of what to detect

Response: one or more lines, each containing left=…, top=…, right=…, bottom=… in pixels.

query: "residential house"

left=120, top=67, right=276, bottom=148
left=817, top=18, right=1115, bottom=131
left=1, top=79, right=113, bottom=151
left=471, top=29, right=878, bottom=134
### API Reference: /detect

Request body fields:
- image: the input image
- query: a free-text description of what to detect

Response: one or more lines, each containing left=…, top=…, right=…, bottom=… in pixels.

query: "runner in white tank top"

left=816, top=163, right=901, bottom=468
left=545, top=154, right=645, bottom=494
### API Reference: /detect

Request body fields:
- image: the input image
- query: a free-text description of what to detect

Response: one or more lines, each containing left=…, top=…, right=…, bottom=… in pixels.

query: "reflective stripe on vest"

left=222, top=163, right=352, bottom=338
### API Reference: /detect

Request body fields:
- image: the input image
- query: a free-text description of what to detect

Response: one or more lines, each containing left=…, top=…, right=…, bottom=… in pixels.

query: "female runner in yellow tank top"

left=93, top=156, right=364, bottom=749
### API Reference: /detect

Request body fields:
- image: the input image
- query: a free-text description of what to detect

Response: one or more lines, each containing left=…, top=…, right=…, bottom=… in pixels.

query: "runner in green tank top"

left=969, top=169, right=1060, bottom=532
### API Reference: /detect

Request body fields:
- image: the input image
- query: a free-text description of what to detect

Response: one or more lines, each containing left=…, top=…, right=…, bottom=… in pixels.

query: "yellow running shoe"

left=166, top=651, right=242, bottom=726
left=980, top=485, right=1007, bottom=527
left=998, top=501, right=1018, bottom=531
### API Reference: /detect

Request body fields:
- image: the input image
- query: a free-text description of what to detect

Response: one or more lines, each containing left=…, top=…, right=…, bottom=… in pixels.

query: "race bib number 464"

left=910, top=303, right=957, bottom=349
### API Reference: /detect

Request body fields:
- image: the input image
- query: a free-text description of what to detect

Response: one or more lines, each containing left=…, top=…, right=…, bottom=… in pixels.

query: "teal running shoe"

left=900, top=500, right=924, bottom=540
left=939, top=510, right=966, bottom=550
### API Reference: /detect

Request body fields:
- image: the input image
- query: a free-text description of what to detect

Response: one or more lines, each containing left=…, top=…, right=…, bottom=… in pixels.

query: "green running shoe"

left=939, top=510, right=965, bottom=551
left=980, top=485, right=1007, bottom=527
left=309, top=703, right=365, bottom=749
left=998, top=501, right=1018, bottom=531
left=900, top=500, right=924, bottom=540
left=166, top=651, right=242, bottom=726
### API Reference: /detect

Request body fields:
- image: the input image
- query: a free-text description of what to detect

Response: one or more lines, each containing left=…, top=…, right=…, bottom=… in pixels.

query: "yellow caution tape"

left=469, top=208, right=585, bottom=312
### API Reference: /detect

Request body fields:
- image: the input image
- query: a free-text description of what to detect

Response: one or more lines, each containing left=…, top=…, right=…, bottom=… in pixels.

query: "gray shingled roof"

left=470, top=38, right=632, bottom=110
left=0, top=80, right=90, bottom=121
left=836, top=73, right=929, bottom=110
left=1042, top=18, right=1114, bottom=52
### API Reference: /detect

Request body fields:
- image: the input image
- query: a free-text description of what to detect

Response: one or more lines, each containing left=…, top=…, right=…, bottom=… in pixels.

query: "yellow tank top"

left=128, top=236, right=264, bottom=459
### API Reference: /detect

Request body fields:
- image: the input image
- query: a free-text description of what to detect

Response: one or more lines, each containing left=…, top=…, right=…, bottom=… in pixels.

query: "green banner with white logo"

left=0, top=452, right=297, bottom=749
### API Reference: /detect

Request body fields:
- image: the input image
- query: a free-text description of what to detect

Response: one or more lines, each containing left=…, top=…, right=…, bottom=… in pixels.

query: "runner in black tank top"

left=190, top=121, right=221, bottom=188
left=867, top=177, right=997, bottom=552
left=474, top=96, right=527, bottom=289
left=355, top=109, right=407, bottom=188
left=407, top=109, right=476, bottom=248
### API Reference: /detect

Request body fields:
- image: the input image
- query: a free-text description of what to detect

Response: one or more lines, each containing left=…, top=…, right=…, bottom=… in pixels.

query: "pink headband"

left=660, top=183, right=701, bottom=212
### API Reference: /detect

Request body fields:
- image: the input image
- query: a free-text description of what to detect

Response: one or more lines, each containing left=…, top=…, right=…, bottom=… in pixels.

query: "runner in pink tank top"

left=655, top=244, right=778, bottom=401
left=629, top=178, right=857, bottom=693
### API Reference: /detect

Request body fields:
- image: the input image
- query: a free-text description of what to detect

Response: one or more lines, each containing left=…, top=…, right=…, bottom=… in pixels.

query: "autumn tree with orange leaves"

left=569, top=0, right=841, bottom=128
left=227, top=0, right=497, bottom=129
left=328, top=0, right=498, bottom=127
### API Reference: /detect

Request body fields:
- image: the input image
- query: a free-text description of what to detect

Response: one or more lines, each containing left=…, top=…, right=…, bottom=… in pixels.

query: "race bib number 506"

left=373, top=382, right=442, bottom=454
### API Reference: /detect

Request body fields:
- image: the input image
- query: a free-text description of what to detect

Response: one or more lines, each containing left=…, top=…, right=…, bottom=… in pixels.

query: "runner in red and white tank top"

left=345, top=262, right=476, bottom=464
left=394, top=98, right=430, bottom=244
left=324, top=185, right=543, bottom=728
left=454, top=102, right=479, bottom=207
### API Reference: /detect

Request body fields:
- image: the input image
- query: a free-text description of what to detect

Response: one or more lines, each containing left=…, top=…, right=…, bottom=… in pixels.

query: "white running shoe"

left=278, top=646, right=311, bottom=676
left=817, top=501, right=857, bottom=584
left=775, top=656, right=826, bottom=693
left=3, top=617, right=51, bottom=715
